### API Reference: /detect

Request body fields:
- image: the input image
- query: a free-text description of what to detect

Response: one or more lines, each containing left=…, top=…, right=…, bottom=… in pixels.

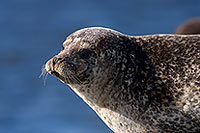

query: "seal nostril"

left=53, top=57, right=62, bottom=65
left=52, top=57, right=58, bottom=65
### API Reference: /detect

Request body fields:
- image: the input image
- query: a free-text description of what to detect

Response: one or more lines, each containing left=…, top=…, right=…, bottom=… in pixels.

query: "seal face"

left=45, top=27, right=200, bottom=132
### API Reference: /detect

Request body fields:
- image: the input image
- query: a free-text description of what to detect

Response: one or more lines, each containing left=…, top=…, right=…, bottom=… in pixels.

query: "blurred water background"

left=0, top=0, right=200, bottom=133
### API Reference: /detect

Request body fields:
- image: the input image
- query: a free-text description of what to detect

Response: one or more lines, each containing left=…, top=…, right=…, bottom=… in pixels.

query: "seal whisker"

left=39, top=65, right=47, bottom=79
left=39, top=65, right=48, bottom=85
left=66, top=74, right=71, bottom=84
left=65, top=76, right=69, bottom=84
left=43, top=72, right=48, bottom=86
left=64, top=71, right=70, bottom=84
left=70, top=74, right=79, bottom=84
left=71, top=74, right=82, bottom=84
left=66, top=71, right=73, bottom=84
left=66, top=70, right=81, bottom=84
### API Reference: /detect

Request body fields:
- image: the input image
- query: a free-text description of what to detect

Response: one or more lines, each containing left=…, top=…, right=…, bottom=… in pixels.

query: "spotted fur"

left=45, top=27, right=200, bottom=132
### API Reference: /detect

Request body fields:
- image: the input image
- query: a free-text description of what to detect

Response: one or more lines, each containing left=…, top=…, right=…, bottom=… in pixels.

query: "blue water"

left=0, top=0, right=199, bottom=133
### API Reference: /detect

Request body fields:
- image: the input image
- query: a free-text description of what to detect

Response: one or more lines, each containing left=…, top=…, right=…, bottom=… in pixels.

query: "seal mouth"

left=50, top=70, right=66, bottom=83
left=48, top=69, right=82, bottom=85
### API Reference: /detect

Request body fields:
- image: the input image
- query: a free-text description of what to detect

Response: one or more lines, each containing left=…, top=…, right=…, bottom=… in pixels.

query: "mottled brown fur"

left=45, top=27, right=200, bottom=132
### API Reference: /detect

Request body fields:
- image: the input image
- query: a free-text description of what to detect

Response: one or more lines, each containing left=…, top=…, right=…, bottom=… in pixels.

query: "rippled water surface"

left=0, top=0, right=200, bottom=133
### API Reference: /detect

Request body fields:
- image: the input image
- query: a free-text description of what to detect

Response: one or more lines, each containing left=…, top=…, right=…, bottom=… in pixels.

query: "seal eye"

left=77, top=49, right=91, bottom=59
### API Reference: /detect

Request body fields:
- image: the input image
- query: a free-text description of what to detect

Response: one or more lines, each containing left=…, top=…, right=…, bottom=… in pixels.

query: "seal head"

left=45, top=27, right=200, bottom=133
left=45, top=27, right=135, bottom=105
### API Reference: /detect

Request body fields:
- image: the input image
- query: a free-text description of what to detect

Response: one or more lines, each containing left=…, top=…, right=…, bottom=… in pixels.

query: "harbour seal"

left=176, top=18, right=200, bottom=34
left=44, top=27, right=200, bottom=132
